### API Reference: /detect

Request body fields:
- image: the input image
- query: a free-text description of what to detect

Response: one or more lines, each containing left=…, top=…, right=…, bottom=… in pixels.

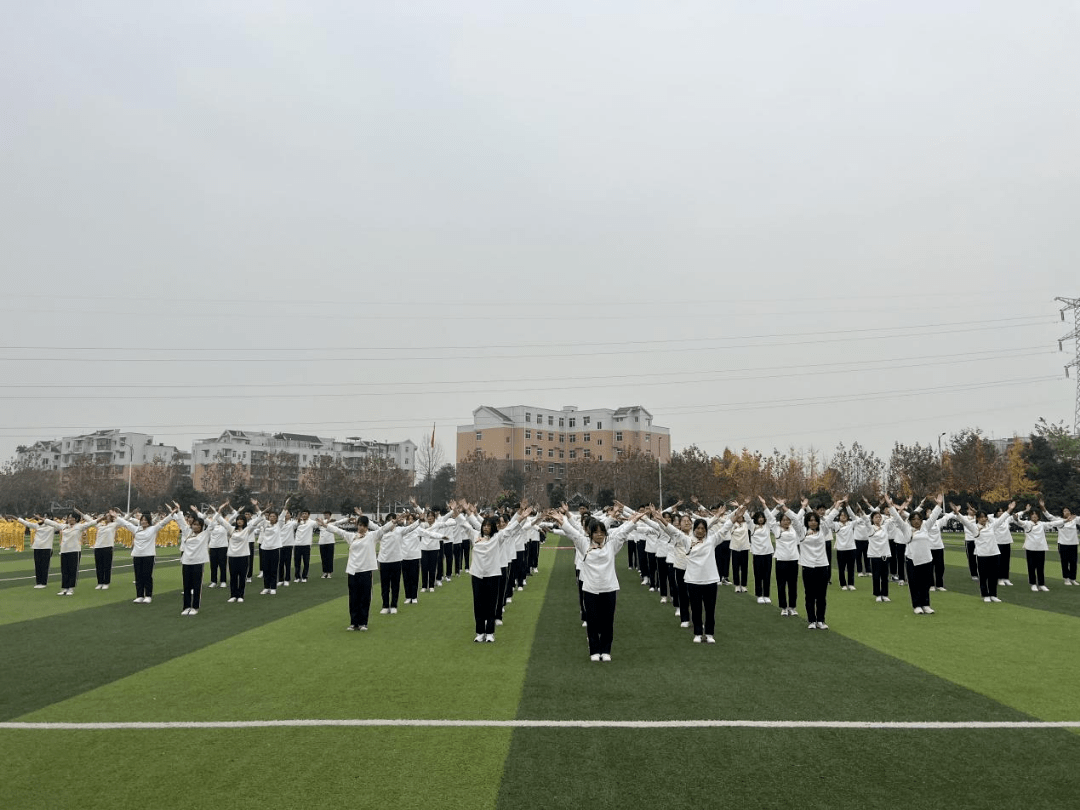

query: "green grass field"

left=1, top=536, right=1078, bottom=810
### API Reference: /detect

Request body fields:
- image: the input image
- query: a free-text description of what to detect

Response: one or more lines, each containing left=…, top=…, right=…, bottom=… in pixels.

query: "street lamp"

left=125, top=445, right=134, bottom=513
left=938, top=432, right=947, bottom=458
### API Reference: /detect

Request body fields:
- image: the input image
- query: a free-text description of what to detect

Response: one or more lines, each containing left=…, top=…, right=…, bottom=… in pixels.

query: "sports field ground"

left=1, top=536, right=1077, bottom=810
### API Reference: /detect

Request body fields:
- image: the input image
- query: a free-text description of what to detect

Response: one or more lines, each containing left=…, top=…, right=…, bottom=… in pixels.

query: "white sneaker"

left=648, top=587, right=655, bottom=592
left=227, top=597, right=237, bottom=603
left=57, top=590, right=67, bottom=596
left=997, top=579, right=1005, bottom=586
left=937, top=586, right=946, bottom=591
left=347, top=625, right=357, bottom=631
left=283, top=581, right=290, bottom=587
left=1066, top=580, right=1074, bottom=586
left=875, top=596, right=883, bottom=602
left=436, top=580, right=442, bottom=587
left=922, top=607, right=934, bottom=615
left=208, top=582, right=216, bottom=589
left=789, top=609, right=798, bottom=616
left=1031, top=585, right=1039, bottom=592
left=143, top=597, right=152, bottom=603
left=359, top=625, right=367, bottom=631
left=260, top=589, right=270, bottom=595
left=807, top=623, right=817, bottom=630
left=660, top=596, right=667, bottom=604
left=380, top=608, right=390, bottom=614
left=237, top=598, right=244, bottom=603
left=984, top=597, right=991, bottom=603
left=817, top=622, right=829, bottom=630
left=692, top=635, right=702, bottom=643
left=268, top=590, right=275, bottom=595
left=882, top=596, right=891, bottom=603
left=390, top=607, right=398, bottom=614
left=581, top=620, right=587, bottom=627
left=495, top=619, right=503, bottom=626
left=971, top=576, right=979, bottom=581
left=590, top=654, right=601, bottom=662
left=181, top=608, right=191, bottom=615
left=914, top=607, right=924, bottom=614
left=246, top=577, right=252, bottom=583
left=780, top=608, right=788, bottom=616
left=675, top=608, right=680, bottom=617
left=930, top=586, right=937, bottom=592
left=189, top=609, right=198, bottom=616
left=34, top=584, right=46, bottom=589
left=1003, top=579, right=1013, bottom=586
left=474, top=634, right=485, bottom=643
left=763, top=597, right=772, bottom=604
left=133, top=597, right=144, bottom=603
left=680, top=621, right=690, bottom=628
left=505, top=597, right=512, bottom=604
left=990, top=596, right=1002, bottom=602
left=705, top=635, right=715, bottom=644
left=484, top=634, right=494, bottom=642
left=94, top=584, right=102, bottom=590
left=756, top=597, right=764, bottom=604
left=1039, top=585, right=1049, bottom=592
left=600, top=653, right=611, bottom=662
left=517, top=586, right=523, bottom=592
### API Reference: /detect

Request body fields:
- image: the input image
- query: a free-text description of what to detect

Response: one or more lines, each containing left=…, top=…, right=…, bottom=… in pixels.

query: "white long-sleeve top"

left=1044, top=512, right=1078, bottom=546
left=294, top=518, right=317, bottom=547
left=993, top=515, right=1014, bottom=546
left=728, top=520, right=750, bottom=552
left=417, top=517, right=451, bottom=551
left=115, top=514, right=174, bottom=557
left=851, top=508, right=870, bottom=542
left=749, top=514, right=775, bottom=556
left=400, top=520, right=423, bottom=561
left=20, top=518, right=59, bottom=550
left=57, top=519, right=95, bottom=553
left=328, top=521, right=392, bottom=574
left=561, top=518, right=635, bottom=593
left=463, top=514, right=522, bottom=578
left=955, top=513, right=1009, bottom=557
left=792, top=510, right=837, bottom=568
left=377, top=522, right=409, bottom=564
left=890, top=505, right=941, bottom=566
left=255, top=516, right=289, bottom=551
left=93, top=521, right=118, bottom=549
left=1016, top=518, right=1050, bottom=551
left=196, top=511, right=230, bottom=550
left=217, top=513, right=258, bottom=557
left=180, top=528, right=211, bottom=565
left=864, top=519, right=890, bottom=558
left=832, top=518, right=856, bottom=552
left=658, top=515, right=724, bottom=585
left=775, top=509, right=805, bottom=561
left=280, top=518, right=297, bottom=547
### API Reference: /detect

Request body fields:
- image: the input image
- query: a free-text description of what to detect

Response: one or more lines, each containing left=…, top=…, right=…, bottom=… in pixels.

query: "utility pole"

left=1055, top=297, right=1080, bottom=435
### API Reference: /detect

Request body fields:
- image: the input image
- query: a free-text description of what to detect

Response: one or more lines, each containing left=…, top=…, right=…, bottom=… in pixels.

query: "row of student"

left=546, top=494, right=1079, bottom=662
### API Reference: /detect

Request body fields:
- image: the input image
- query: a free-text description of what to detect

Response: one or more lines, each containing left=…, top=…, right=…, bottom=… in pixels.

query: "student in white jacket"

left=858, top=509, right=892, bottom=602
left=1016, top=506, right=1053, bottom=591
left=952, top=501, right=1015, bottom=602
left=317, top=511, right=339, bottom=578
left=775, top=502, right=804, bottom=616
left=992, top=505, right=1016, bottom=586
left=179, top=515, right=212, bottom=615
left=55, top=510, right=97, bottom=596
left=318, top=509, right=396, bottom=631
left=554, top=507, right=643, bottom=659
left=1041, top=500, right=1078, bottom=585
left=217, top=511, right=258, bottom=602
left=14, top=515, right=59, bottom=588
left=794, top=499, right=839, bottom=628
left=293, top=510, right=317, bottom=583
left=115, top=508, right=177, bottom=603
left=728, top=512, right=751, bottom=594
left=92, top=512, right=119, bottom=589
left=277, top=509, right=298, bottom=587
left=887, top=495, right=940, bottom=615
left=749, top=497, right=776, bottom=604
left=463, top=508, right=527, bottom=643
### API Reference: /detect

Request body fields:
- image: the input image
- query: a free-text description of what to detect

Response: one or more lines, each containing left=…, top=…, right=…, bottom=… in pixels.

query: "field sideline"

left=1, top=536, right=1077, bottom=810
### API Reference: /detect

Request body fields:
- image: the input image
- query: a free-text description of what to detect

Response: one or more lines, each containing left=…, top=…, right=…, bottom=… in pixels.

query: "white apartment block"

left=17, top=430, right=188, bottom=474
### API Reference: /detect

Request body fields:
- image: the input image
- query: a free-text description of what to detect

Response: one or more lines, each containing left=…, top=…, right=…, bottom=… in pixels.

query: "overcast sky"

left=2, top=1, right=1078, bottom=471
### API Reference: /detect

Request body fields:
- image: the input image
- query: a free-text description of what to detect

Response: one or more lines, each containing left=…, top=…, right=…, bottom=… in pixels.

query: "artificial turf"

left=1, top=536, right=1076, bottom=810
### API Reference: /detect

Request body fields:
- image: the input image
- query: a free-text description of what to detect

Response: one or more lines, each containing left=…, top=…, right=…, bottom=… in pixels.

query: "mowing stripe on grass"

left=4, top=718, right=1080, bottom=730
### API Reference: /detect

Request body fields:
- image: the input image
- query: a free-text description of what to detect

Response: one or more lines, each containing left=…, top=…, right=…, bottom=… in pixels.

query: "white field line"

left=0, top=557, right=182, bottom=583
left=2, top=719, right=1079, bottom=731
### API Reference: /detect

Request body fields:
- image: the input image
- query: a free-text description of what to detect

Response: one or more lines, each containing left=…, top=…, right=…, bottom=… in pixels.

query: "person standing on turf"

left=115, top=507, right=178, bottom=604
left=92, top=511, right=119, bottom=589
left=951, top=501, right=1015, bottom=603
left=179, top=515, right=211, bottom=615
left=463, top=507, right=528, bottom=643
left=13, top=514, right=60, bottom=588
left=318, top=509, right=396, bottom=631
left=1041, top=501, right=1079, bottom=586
left=55, top=510, right=96, bottom=596
left=218, top=511, right=258, bottom=602
left=317, top=511, right=339, bottom=578
left=794, top=499, right=837, bottom=629
left=293, top=510, right=317, bottom=583
left=887, top=495, right=940, bottom=616
left=1016, top=505, right=1053, bottom=591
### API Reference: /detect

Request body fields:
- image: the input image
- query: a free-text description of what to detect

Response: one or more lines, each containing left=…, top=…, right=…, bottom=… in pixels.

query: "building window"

left=597, top=439, right=602, bottom=446
left=646, top=434, right=650, bottom=442
left=569, top=435, right=576, bottom=443
left=525, top=429, right=531, bottom=439
left=525, top=412, right=532, bottom=423
left=583, top=433, right=591, bottom=442
left=569, top=450, right=576, bottom=459
left=548, top=464, right=555, bottom=473
left=583, top=416, right=591, bottom=426
left=559, top=434, right=565, bottom=443
left=616, top=431, right=623, bottom=442
left=558, top=418, right=564, bottom=427
left=597, top=422, right=602, bottom=429
left=548, top=416, right=553, bottom=426
left=583, top=449, right=591, bottom=458
left=548, top=432, right=554, bottom=441
left=598, top=454, right=602, bottom=461
left=506, top=436, right=511, bottom=442
left=559, top=450, right=564, bottom=458
left=476, top=432, right=482, bottom=440
left=506, top=453, right=510, bottom=459
left=525, top=447, right=531, bottom=456
left=569, top=418, right=576, bottom=427
left=548, top=448, right=554, bottom=458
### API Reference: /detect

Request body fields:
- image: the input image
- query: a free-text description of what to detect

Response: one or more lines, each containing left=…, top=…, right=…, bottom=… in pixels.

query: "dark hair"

left=481, top=516, right=499, bottom=537
left=357, top=515, right=370, bottom=528
left=751, top=511, right=766, bottom=525
left=192, top=518, right=205, bottom=533
left=234, top=516, right=247, bottom=530
left=805, top=513, right=820, bottom=530
left=693, top=518, right=707, bottom=532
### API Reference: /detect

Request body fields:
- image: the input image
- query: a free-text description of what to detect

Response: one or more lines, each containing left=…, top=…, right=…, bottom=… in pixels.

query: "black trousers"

left=931, top=548, right=945, bottom=588
left=133, top=555, right=155, bottom=598
left=471, top=574, right=500, bottom=635
left=60, top=551, right=80, bottom=589
left=33, top=548, right=52, bottom=585
left=453, top=543, right=464, bottom=574
left=462, top=538, right=472, bottom=571
left=627, top=537, right=637, bottom=568
left=209, top=546, right=227, bottom=584
left=182, top=563, right=204, bottom=609
left=836, top=549, right=856, bottom=587
left=976, top=555, right=999, bottom=597
left=379, top=560, right=402, bottom=608
left=753, top=553, right=773, bottom=597
left=889, top=540, right=899, bottom=576
left=636, top=540, right=647, bottom=578
left=965, top=540, right=978, bottom=578
left=731, top=549, right=748, bottom=587
left=715, top=540, right=731, bottom=580
left=440, top=543, right=454, bottom=578
left=1061, top=544, right=1078, bottom=580
left=582, top=590, right=617, bottom=655
left=825, top=540, right=833, bottom=574
left=655, top=557, right=670, bottom=597
left=402, top=558, right=420, bottom=599
left=513, top=550, right=526, bottom=588
left=94, top=547, right=113, bottom=585
left=420, top=549, right=440, bottom=589
left=871, top=556, right=890, bottom=597
left=674, top=567, right=689, bottom=621
left=997, top=544, right=1011, bottom=580
left=527, top=539, right=540, bottom=571
left=802, top=566, right=828, bottom=623
left=906, top=559, right=933, bottom=609
left=292, top=546, right=310, bottom=580
left=348, top=570, right=373, bottom=627
left=686, top=582, right=717, bottom=636
left=667, top=563, right=679, bottom=606
left=1026, top=550, right=1046, bottom=586
left=855, top=540, right=869, bottom=574
left=575, top=570, right=585, bottom=622
left=645, top=552, right=657, bottom=587
left=228, top=555, right=248, bottom=598
left=278, top=545, right=293, bottom=582
left=776, top=559, right=798, bottom=609
left=247, top=542, right=256, bottom=577
left=261, top=548, right=280, bottom=590
left=319, top=544, right=335, bottom=575
left=496, top=567, right=509, bottom=620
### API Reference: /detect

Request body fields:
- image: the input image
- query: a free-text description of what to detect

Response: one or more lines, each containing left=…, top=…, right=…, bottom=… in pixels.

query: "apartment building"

left=16, top=430, right=189, bottom=475
left=456, top=404, right=671, bottom=478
